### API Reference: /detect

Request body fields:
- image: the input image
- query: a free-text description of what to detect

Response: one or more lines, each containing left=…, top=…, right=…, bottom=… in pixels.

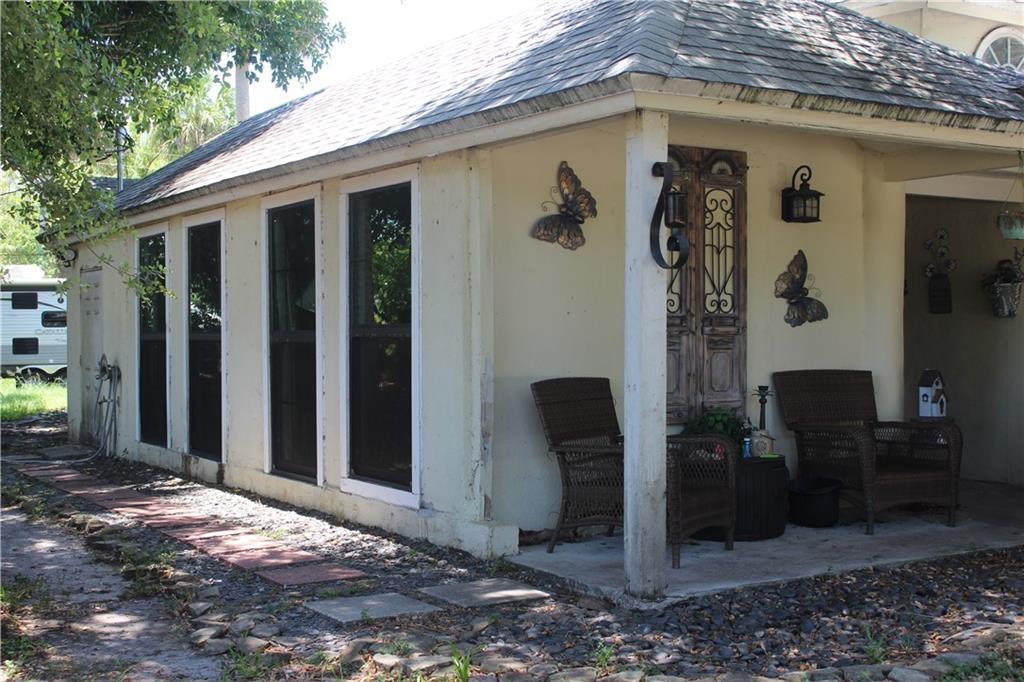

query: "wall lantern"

left=781, top=165, right=824, bottom=223
left=650, top=161, right=688, bottom=269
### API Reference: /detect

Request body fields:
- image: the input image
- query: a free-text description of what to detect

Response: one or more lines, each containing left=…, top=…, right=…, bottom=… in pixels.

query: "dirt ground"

left=1, top=505, right=223, bottom=681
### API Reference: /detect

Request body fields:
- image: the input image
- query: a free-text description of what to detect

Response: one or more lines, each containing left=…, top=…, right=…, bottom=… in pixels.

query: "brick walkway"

left=12, top=462, right=366, bottom=587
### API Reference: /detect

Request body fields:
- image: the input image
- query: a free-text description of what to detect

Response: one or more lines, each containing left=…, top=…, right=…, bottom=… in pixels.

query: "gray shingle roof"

left=118, top=0, right=1024, bottom=214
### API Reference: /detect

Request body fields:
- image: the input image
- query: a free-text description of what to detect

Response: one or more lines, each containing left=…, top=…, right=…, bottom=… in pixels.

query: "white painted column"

left=623, top=109, right=669, bottom=599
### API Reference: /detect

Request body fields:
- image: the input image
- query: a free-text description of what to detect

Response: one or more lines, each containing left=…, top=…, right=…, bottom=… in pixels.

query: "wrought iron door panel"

left=666, top=147, right=747, bottom=423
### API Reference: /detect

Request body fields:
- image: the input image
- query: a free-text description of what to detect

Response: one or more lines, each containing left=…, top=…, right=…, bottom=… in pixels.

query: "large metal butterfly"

left=532, top=161, right=597, bottom=250
left=774, top=250, right=829, bottom=327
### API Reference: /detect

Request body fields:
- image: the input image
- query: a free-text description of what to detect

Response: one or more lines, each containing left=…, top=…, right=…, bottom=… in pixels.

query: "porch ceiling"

left=510, top=480, right=1024, bottom=604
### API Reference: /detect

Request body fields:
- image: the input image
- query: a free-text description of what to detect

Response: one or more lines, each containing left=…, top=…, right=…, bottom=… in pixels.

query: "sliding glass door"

left=138, top=233, right=167, bottom=446
left=268, top=201, right=317, bottom=478
left=188, top=221, right=222, bottom=459
left=348, top=183, right=412, bottom=490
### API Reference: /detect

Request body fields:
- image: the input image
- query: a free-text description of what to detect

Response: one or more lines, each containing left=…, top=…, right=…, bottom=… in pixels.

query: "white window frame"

left=133, top=222, right=171, bottom=449
left=338, top=165, right=422, bottom=509
left=260, top=185, right=325, bottom=486
left=975, top=26, right=1024, bottom=72
left=181, top=208, right=227, bottom=463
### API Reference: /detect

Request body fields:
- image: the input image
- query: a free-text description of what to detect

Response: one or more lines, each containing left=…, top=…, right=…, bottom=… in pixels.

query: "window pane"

left=11, top=292, right=37, bottom=309
left=188, top=221, right=221, bottom=459
left=138, top=233, right=167, bottom=446
left=268, top=201, right=317, bottom=477
left=349, top=183, right=412, bottom=490
left=41, top=311, right=67, bottom=328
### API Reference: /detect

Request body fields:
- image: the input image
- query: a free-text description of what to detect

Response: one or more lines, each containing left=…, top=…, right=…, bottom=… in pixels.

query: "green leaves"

left=1, top=0, right=343, bottom=285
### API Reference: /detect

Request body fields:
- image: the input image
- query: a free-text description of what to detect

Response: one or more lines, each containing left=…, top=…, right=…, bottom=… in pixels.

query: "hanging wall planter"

left=982, top=247, right=1024, bottom=318
left=996, top=152, right=1024, bottom=241
left=997, top=210, right=1024, bottom=240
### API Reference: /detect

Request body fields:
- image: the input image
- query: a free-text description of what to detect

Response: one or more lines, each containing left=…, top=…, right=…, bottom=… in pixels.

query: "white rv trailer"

left=1, top=275, right=68, bottom=381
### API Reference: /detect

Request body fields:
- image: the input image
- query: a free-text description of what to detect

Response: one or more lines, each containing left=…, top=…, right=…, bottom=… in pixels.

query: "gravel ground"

left=2, top=413, right=1022, bottom=680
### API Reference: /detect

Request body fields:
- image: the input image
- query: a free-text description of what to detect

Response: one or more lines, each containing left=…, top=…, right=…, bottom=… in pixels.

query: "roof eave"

left=631, top=73, right=1024, bottom=150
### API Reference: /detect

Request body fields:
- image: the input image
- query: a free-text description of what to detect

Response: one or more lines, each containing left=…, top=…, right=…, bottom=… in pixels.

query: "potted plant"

left=683, top=407, right=753, bottom=444
left=981, top=247, right=1024, bottom=318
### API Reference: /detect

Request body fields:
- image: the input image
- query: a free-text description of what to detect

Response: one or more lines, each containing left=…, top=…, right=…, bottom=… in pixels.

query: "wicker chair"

left=530, top=377, right=736, bottom=566
left=772, top=370, right=962, bottom=534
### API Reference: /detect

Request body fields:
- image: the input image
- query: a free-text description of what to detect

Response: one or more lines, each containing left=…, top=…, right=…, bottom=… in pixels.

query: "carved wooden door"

left=666, top=146, right=747, bottom=424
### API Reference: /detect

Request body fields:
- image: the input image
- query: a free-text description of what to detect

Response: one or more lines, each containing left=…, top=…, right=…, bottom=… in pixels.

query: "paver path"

left=1, top=506, right=223, bottom=680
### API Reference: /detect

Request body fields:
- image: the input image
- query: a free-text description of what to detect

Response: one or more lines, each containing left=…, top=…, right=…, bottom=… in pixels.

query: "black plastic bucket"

left=789, top=477, right=841, bottom=528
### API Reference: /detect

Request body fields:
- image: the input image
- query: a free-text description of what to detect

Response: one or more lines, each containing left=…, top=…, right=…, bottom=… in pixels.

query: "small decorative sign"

left=531, top=161, right=597, bottom=251
left=924, top=228, right=957, bottom=314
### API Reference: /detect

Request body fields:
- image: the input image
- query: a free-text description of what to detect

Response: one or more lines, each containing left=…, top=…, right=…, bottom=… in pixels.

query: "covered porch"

left=491, top=104, right=1023, bottom=600
left=511, top=480, right=1024, bottom=602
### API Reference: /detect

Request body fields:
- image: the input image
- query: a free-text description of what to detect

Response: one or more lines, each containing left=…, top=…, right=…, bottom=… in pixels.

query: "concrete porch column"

left=623, top=109, right=669, bottom=599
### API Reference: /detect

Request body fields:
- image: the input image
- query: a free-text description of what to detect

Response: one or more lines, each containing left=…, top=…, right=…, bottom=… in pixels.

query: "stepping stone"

left=162, top=524, right=249, bottom=541
left=218, top=547, right=323, bottom=570
left=306, top=592, right=439, bottom=623
left=138, top=514, right=210, bottom=529
left=18, top=466, right=79, bottom=477
left=38, top=444, right=95, bottom=459
left=90, top=495, right=159, bottom=508
left=418, top=578, right=549, bottom=608
left=258, top=562, right=366, bottom=586
left=108, top=505, right=164, bottom=518
left=188, top=534, right=286, bottom=555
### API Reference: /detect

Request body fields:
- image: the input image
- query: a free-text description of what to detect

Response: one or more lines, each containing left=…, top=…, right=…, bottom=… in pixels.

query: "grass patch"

left=937, top=654, right=1022, bottom=681
left=0, top=376, right=66, bottom=422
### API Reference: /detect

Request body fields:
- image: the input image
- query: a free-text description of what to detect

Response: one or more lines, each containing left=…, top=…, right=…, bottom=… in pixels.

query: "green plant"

left=683, top=407, right=753, bottom=443
left=862, top=626, right=888, bottom=665
left=256, top=527, right=288, bottom=541
left=937, top=655, right=1020, bottom=682
left=225, top=649, right=266, bottom=680
left=360, top=608, right=372, bottom=624
left=316, top=586, right=344, bottom=599
left=592, top=642, right=616, bottom=670
left=384, top=640, right=414, bottom=657
left=0, top=377, right=67, bottom=421
left=451, top=648, right=472, bottom=682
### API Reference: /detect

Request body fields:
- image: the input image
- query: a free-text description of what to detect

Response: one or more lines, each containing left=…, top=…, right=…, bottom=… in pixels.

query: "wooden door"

left=666, top=146, right=747, bottom=424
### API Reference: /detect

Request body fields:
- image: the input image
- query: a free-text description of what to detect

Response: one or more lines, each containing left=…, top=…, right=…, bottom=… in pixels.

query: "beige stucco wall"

left=488, top=115, right=908, bottom=532
left=67, top=111, right=911, bottom=551
left=65, top=154, right=517, bottom=558
left=904, top=195, right=1024, bottom=486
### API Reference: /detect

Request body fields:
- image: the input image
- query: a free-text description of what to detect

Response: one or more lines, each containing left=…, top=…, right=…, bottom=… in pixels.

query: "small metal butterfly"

left=532, top=161, right=597, bottom=250
left=774, top=250, right=829, bottom=327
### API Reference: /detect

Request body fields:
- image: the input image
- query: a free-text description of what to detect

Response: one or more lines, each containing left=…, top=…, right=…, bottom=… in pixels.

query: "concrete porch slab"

left=419, top=578, right=549, bottom=607
left=305, top=592, right=439, bottom=623
left=509, top=480, right=1024, bottom=602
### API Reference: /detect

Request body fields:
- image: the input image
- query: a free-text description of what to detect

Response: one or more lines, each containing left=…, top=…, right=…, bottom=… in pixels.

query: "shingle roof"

left=118, top=0, right=1024, bottom=214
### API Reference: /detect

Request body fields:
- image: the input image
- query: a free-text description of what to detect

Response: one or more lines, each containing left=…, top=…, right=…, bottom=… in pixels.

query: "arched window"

left=976, top=26, right=1024, bottom=72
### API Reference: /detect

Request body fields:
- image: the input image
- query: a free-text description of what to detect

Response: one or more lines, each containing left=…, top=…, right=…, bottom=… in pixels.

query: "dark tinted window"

left=41, top=311, right=66, bottom=328
left=138, top=233, right=167, bottom=446
left=268, top=201, right=317, bottom=478
left=349, top=183, right=412, bottom=490
left=188, top=221, right=222, bottom=459
left=11, top=292, right=37, bottom=309
left=12, top=338, right=39, bottom=354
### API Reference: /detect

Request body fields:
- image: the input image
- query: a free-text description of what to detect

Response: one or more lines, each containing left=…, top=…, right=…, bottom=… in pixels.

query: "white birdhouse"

left=917, top=369, right=947, bottom=418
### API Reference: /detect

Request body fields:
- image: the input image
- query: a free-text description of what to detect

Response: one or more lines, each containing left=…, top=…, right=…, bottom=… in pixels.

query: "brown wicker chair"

left=530, top=377, right=736, bottom=566
left=772, top=370, right=962, bottom=534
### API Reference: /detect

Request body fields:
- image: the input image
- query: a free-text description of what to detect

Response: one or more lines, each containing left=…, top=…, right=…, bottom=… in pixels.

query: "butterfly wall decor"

left=532, top=161, right=597, bottom=251
left=774, top=250, right=829, bottom=327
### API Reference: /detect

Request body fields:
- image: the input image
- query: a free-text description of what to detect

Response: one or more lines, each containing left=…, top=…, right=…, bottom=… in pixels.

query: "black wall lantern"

left=781, top=165, right=824, bottom=223
left=650, top=161, right=688, bottom=269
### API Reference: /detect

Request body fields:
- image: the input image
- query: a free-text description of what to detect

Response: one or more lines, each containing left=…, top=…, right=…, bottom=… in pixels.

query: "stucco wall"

left=65, top=154, right=517, bottom=558
left=67, top=112, right=910, bottom=550
left=488, top=115, right=908, bottom=532
left=904, top=195, right=1024, bottom=486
